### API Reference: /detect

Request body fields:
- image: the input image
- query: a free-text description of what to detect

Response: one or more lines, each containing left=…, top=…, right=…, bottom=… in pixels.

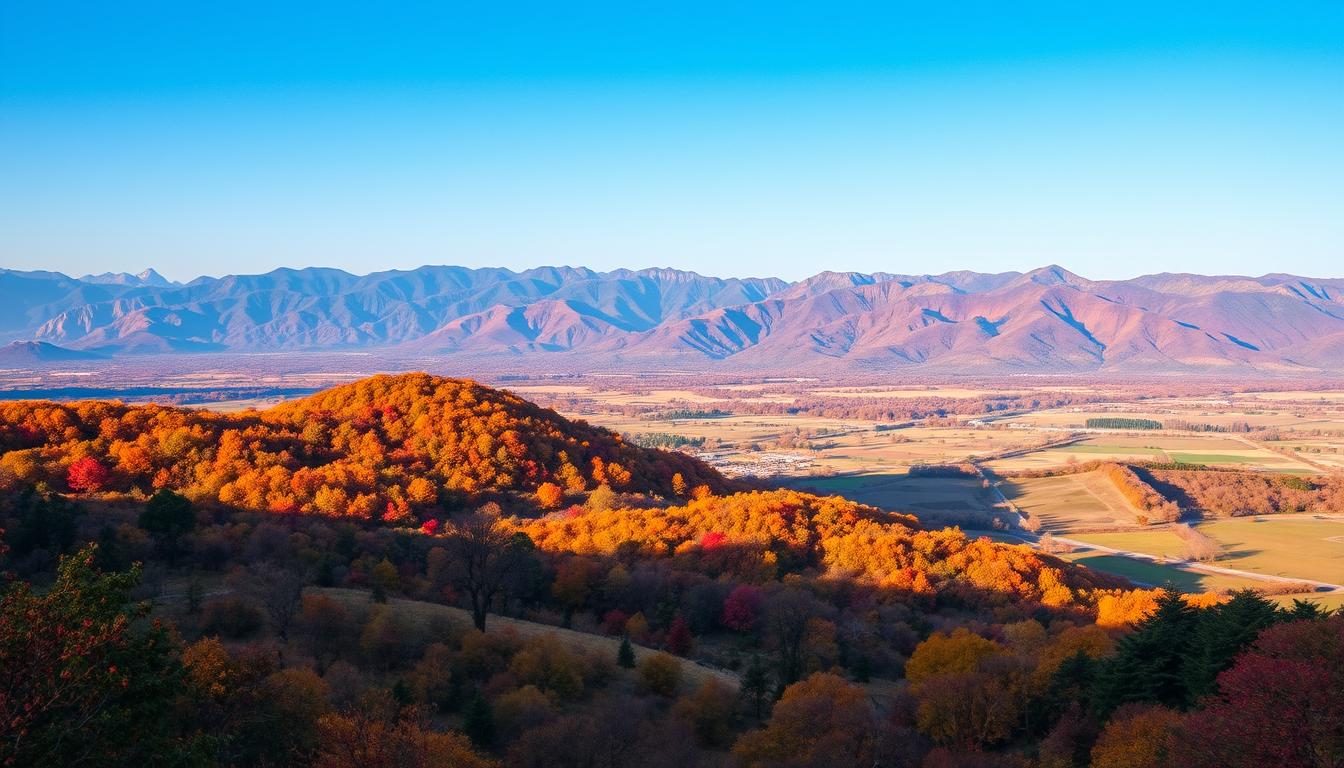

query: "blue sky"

left=2, top=2, right=1341, bottom=281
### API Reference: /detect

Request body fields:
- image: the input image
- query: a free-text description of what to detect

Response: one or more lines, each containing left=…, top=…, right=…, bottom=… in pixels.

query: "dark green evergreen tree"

left=742, top=654, right=772, bottom=720
left=1285, top=597, right=1332, bottom=621
left=1093, top=589, right=1198, bottom=714
left=1183, top=590, right=1280, bottom=703
left=617, top=635, right=636, bottom=668
left=1033, top=650, right=1099, bottom=735
left=138, top=489, right=195, bottom=560
left=463, top=693, right=495, bottom=748
left=391, top=678, right=414, bottom=708
left=10, top=484, right=82, bottom=563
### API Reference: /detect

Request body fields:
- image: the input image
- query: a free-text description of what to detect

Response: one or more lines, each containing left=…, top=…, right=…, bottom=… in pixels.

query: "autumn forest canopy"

left=1, top=373, right=1340, bottom=768
left=0, top=373, right=727, bottom=520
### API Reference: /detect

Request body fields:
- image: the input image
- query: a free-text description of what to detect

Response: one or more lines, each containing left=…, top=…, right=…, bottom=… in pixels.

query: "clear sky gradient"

left=2, top=2, right=1341, bottom=282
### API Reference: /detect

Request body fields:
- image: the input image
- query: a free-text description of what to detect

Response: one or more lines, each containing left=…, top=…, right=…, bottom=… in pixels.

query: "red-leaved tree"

left=720, top=584, right=764, bottom=632
left=1175, top=616, right=1344, bottom=768
left=66, top=456, right=109, bottom=493
left=665, top=615, right=694, bottom=656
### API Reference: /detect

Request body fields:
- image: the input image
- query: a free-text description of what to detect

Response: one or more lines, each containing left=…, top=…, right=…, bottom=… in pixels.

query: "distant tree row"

left=628, top=432, right=706, bottom=450
left=1086, top=418, right=1163, bottom=430
left=642, top=408, right=730, bottom=421
left=1164, top=419, right=1255, bottom=433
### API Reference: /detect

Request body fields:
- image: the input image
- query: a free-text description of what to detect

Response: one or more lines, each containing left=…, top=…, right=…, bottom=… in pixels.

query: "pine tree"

left=1183, top=590, right=1280, bottom=703
left=1036, top=650, right=1099, bottom=732
left=1286, top=598, right=1331, bottom=621
left=391, top=678, right=414, bottom=708
left=1094, top=589, right=1198, bottom=714
left=742, top=654, right=772, bottom=720
left=186, top=572, right=203, bottom=615
left=463, top=693, right=495, bottom=748
left=850, top=653, right=871, bottom=683
left=138, top=489, right=195, bottom=546
left=617, top=635, right=636, bottom=668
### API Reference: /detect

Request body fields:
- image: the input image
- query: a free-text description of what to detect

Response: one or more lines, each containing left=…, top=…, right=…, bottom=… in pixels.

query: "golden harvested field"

left=1070, top=517, right=1344, bottom=587
left=1000, top=471, right=1143, bottom=530
left=998, top=405, right=1339, bottom=431
left=985, top=433, right=1319, bottom=474
left=1238, top=390, right=1344, bottom=402
left=187, top=397, right=289, bottom=413
left=588, top=413, right=1043, bottom=478
left=1275, top=442, right=1344, bottom=469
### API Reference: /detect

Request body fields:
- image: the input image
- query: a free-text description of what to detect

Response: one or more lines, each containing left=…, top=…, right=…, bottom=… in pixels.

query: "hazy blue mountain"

left=78, top=268, right=175, bottom=288
left=0, top=340, right=107, bottom=362
left=3, top=264, right=1343, bottom=372
left=3, top=265, right=786, bottom=353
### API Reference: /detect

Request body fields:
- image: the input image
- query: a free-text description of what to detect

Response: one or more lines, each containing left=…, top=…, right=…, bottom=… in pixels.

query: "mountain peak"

left=136, top=268, right=172, bottom=286
left=1021, top=264, right=1088, bottom=287
left=79, top=268, right=174, bottom=288
left=0, top=340, right=105, bottom=361
left=775, top=271, right=876, bottom=299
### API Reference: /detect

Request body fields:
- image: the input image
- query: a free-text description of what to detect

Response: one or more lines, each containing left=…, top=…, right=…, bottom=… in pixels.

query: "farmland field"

left=987, top=433, right=1318, bottom=474
left=792, top=473, right=999, bottom=527
left=1055, top=553, right=1269, bottom=593
left=538, top=380, right=1344, bottom=599
left=1070, top=517, right=1344, bottom=587
left=999, top=471, right=1143, bottom=530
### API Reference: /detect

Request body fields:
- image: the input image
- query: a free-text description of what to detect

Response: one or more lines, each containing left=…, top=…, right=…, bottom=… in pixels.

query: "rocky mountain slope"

left=2, top=264, right=1342, bottom=372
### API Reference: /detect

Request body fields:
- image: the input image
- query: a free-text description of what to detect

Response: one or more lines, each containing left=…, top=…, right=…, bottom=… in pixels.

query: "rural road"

left=1011, top=530, right=1344, bottom=593
left=969, top=461, right=1344, bottom=594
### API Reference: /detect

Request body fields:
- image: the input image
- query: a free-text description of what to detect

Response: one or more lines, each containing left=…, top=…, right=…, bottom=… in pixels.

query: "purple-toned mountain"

left=3, top=264, right=1343, bottom=372
left=598, top=267, right=1344, bottom=372
left=1, top=266, right=785, bottom=354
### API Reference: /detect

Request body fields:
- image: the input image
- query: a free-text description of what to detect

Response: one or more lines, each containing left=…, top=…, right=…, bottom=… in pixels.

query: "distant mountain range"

left=0, top=340, right=106, bottom=363
left=2, top=264, right=1343, bottom=373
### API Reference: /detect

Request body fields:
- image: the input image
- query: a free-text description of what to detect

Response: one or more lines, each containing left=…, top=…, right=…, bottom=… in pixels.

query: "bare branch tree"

left=1173, top=523, right=1221, bottom=562
left=444, top=504, right=533, bottom=631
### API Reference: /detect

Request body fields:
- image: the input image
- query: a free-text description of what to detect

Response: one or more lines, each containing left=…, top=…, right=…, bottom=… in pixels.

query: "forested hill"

left=0, top=372, right=728, bottom=519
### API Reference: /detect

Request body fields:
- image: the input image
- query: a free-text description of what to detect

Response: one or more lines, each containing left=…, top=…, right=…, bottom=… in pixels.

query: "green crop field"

left=1167, top=452, right=1272, bottom=465
left=1058, top=553, right=1267, bottom=592
left=796, top=473, right=994, bottom=515
left=1043, top=444, right=1166, bottom=456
